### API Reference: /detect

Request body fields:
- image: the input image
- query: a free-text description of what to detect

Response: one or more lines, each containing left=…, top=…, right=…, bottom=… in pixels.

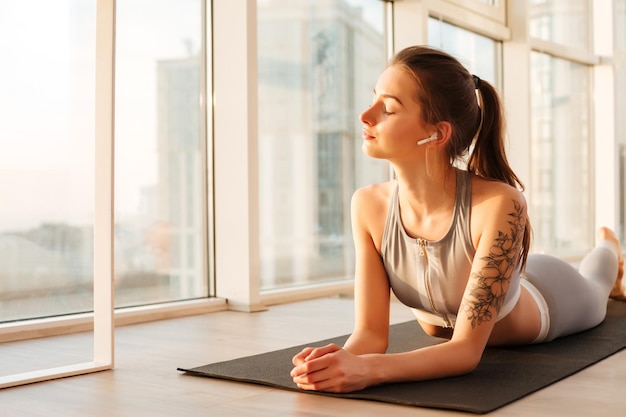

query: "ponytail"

left=468, top=79, right=531, bottom=269
left=467, top=80, right=525, bottom=191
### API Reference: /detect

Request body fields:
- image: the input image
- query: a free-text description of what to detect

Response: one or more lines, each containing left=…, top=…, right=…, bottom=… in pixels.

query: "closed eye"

left=367, top=100, right=394, bottom=116
left=382, top=103, right=395, bottom=115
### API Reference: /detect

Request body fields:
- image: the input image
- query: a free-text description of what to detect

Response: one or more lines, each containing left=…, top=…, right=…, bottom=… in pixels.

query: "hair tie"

left=472, top=75, right=481, bottom=89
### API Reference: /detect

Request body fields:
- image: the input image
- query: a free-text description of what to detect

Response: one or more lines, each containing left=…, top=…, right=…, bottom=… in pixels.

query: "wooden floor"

left=1, top=296, right=624, bottom=417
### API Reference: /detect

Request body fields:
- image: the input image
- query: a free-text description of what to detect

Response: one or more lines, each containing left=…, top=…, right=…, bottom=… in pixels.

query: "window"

left=1, top=0, right=210, bottom=387
left=529, top=53, right=592, bottom=253
left=529, top=1, right=594, bottom=255
left=0, top=0, right=113, bottom=387
left=257, top=0, right=389, bottom=290
left=529, top=0, right=590, bottom=50
left=0, top=0, right=209, bottom=323
left=0, top=1, right=96, bottom=323
left=114, top=0, right=209, bottom=307
left=429, top=18, right=502, bottom=88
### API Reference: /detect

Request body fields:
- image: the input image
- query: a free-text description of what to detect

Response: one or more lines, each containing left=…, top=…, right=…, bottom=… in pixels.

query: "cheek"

left=384, top=120, right=419, bottom=143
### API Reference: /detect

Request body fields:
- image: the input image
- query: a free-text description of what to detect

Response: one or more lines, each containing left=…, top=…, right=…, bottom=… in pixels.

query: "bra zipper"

left=417, top=238, right=453, bottom=329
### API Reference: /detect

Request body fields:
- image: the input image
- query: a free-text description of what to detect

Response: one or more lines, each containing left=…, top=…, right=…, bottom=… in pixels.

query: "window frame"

left=0, top=0, right=115, bottom=388
left=592, top=0, right=619, bottom=237
left=435, top=0, right=507, bottom=27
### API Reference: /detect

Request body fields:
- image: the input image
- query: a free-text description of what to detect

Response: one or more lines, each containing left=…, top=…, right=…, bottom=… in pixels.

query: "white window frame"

left=444, top=0, right=506, bottom=23
left=211, top=0, right=265, bottom=312
left=0, top=0, right=116, bottom=388
left=592, top=0, right=618, bottom=232
left=393, top=0, right=509, bottom=59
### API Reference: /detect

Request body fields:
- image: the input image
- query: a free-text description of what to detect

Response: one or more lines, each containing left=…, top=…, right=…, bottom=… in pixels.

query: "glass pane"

left=529, top=0, right=590, bottom=50
left=115, top=0, right=207, bottom=307
left=428, top=18, right=501, bottom=88
left=530, top=52, right=592, bottom=254
left=0, top=0, right=96, bottom=376
left=616, top=0, right=626, bottom=242
left=0, top=1, right=95, bottom=322
left=257, top=0, right=388, bottom=290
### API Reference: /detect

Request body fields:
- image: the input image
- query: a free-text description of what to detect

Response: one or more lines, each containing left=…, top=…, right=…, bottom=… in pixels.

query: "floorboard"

left=1, top=296, right=624, bottom=417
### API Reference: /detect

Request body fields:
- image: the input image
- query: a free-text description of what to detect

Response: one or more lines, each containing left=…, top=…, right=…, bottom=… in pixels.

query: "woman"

left=290, top=45, right=626, bottom=393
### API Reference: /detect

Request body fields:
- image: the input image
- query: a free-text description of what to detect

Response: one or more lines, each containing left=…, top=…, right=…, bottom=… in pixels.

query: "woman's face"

left=359, top=65, right=431, bottom=160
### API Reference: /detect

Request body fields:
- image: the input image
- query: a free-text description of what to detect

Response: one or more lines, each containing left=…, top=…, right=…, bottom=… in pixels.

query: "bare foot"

left=597, top=227, right=626, bottom=301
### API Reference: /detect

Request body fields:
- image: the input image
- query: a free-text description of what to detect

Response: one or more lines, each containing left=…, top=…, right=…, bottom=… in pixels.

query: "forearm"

left=363, top=340, right=482, bottom=385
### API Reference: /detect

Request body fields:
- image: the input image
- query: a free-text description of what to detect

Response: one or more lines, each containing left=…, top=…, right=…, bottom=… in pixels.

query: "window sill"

left=0, top=297, right=228, bottom=343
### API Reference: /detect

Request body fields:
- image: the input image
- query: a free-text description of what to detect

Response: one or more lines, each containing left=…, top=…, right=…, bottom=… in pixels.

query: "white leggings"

left=522, top=240, right=618, bottom=343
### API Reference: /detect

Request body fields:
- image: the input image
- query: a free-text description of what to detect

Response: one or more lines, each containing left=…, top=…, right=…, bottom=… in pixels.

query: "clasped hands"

left=290, top=343, right=372, bottom=393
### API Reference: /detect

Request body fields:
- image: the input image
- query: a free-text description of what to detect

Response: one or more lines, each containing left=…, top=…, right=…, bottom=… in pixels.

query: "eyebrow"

left=373, top=89, right=405, bottom=107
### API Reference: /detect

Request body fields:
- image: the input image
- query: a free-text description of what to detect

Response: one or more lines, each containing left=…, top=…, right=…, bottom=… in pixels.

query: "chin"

left=361, top=142, right=386, bottom=160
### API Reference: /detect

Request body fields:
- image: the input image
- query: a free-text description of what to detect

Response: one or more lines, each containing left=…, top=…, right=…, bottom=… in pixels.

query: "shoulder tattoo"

left=464, top=200, right=525, bottom=328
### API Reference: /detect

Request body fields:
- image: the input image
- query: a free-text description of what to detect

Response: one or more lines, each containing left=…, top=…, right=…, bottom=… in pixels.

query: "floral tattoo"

left=464, top=200, right=525, bottom=328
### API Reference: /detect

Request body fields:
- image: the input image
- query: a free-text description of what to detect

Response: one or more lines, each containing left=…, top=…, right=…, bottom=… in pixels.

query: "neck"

left=393, top=163, right=457, bottom=218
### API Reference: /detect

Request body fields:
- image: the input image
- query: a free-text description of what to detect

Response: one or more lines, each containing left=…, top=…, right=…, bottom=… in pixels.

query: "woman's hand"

left=290, top=343, right=374, bottom=393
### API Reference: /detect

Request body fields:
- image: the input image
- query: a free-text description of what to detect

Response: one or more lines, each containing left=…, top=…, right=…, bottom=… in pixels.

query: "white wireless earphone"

left=417, top=132, right=438, bottom=145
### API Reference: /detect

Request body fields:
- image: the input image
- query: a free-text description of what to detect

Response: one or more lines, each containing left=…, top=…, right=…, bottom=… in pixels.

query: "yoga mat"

left=178, top=300, right=626, bottom=414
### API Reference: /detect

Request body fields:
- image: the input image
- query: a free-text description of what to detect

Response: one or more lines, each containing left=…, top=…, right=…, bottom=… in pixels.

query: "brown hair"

left=390, top=45, right=530, bottom=268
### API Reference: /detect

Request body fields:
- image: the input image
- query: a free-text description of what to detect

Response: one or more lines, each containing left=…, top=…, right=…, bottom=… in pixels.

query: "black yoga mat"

left=178, top=300, right=626, bottom=414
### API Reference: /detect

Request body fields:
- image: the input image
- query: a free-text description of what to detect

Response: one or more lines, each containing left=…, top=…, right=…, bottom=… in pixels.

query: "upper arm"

left=451, top=188, right=527, bottom=357
left=345, top=187, right=391, bottom=353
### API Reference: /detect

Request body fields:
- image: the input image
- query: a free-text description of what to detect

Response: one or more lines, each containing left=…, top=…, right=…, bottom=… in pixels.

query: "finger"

left=292, top=364, right=333, bottom=388
left=292, top=347, right=315, bottom=366
left=290, top=351, right=334, bottom=378
left=293, top=367, right=343, bottom=392
left=304, top=343, right=341, bottom=361
left=295, top=380, right=340, bottom=392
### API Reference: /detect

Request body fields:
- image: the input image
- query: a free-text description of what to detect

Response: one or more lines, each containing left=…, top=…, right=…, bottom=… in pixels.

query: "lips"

left=362, top=129, right=375, bottom=140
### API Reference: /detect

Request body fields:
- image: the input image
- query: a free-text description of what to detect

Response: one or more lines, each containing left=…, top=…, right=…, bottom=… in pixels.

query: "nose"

left=359, top=105, right=374, bottom=125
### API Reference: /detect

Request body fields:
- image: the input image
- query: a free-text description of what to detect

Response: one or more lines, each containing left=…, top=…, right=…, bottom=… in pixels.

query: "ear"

left=432, top=121, right=453, bottom=145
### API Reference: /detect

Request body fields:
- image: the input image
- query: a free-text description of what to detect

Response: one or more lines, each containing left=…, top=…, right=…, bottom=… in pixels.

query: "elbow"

left=458, top=355, right=481, bottom=374
left=451, top=342, right=484, bottom=375
left=448, top=355, right=480, bottom=377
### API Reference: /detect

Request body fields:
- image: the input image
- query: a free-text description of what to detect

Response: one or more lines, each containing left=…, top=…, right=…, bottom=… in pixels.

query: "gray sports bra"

left=380, top=168, right=521, bottom=328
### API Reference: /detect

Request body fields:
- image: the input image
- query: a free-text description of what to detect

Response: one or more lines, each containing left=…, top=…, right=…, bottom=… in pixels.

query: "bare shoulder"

left=469, top=175, right=527, bottom=244
left=470, top=175, right=526, bottom=210
left=351, top=181, right=396, bottom=250
left=351, top=181, right=396, bottom=211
